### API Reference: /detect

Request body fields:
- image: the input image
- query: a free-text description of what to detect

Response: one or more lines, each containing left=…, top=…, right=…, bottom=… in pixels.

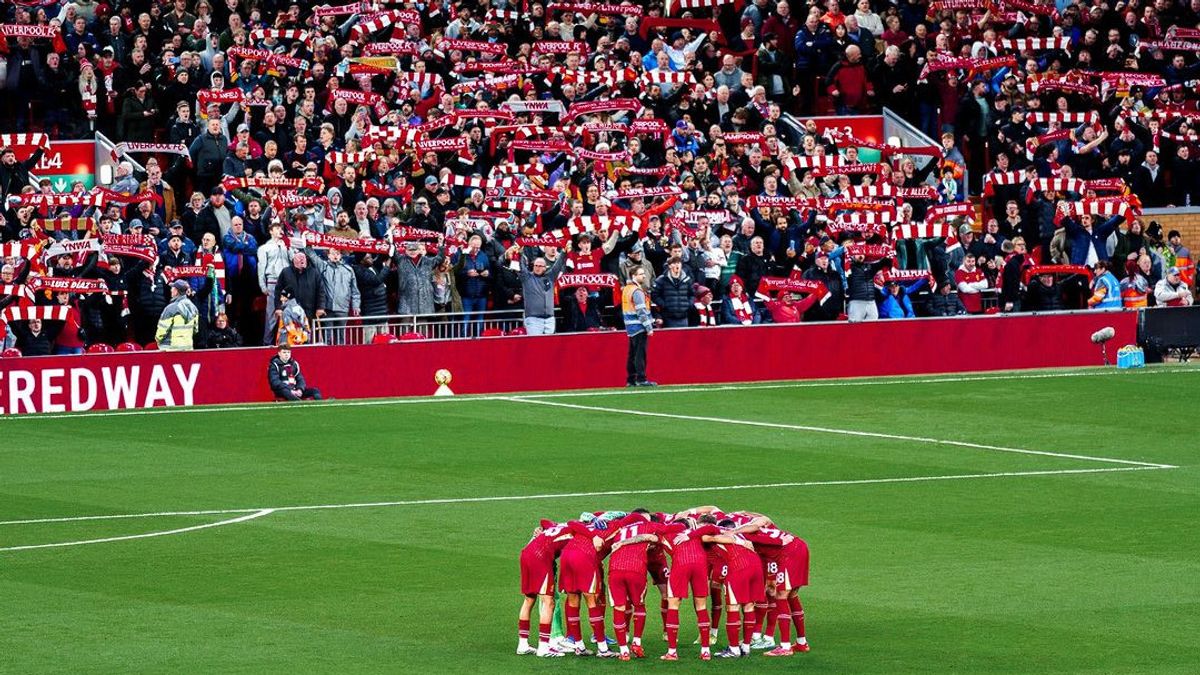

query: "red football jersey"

left=740, top=525, right=800, bottom=561
left=608, top=521, right=667, bottom=573
left=713, top=534, right=760, bottom=573
left=660, top=523, right=720, bottom=567
left=522, top=520, right=573, bottom=563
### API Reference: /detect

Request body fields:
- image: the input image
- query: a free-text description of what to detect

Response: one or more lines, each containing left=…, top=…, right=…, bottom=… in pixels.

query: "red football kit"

left=606, top=521, right=667, bottom=607
left=713, top=535, right=767, bottom=605
left=661, top=523, right=720, bottom=599
left=740, top=526, right=810, bottom=590
left=519, top=520, right=572, bottom=596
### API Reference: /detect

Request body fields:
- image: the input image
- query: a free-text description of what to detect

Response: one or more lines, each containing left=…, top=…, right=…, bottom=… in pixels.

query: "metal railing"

left=313, top=309, right=527, bottom=345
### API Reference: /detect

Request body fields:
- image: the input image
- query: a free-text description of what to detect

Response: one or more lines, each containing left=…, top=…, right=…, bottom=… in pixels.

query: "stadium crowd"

left=518, top=506, right=811, bottom=659
left=0, top=0, right=1197, bottom=356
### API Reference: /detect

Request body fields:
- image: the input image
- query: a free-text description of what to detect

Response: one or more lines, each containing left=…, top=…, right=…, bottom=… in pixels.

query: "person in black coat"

left=127, top=261, right=169, bottom=345
left=353, top=253, right=391, bottom=340
left=734, top=238, right=770, bottom=300
left=651, top=257, right=695, bottom=328
left=1023, top=273, right=1064, bottom=312
left=563, top=286, right=603, bottom=332
left=275, top=252, right=326, bottom=321
left=267, top=345, right=322, bottom=401
left=11, top=317, right=59, bottom=357
left=0, top=145, right=45, bottom=202
left=206, top=313, right=244, bottom=348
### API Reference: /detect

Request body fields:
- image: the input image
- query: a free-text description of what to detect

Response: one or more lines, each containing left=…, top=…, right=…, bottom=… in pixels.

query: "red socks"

left=538, top=621, right=552, bottom=647
left=789, top=595, right=806, bottom=638
left=697, top=608, right=711, bottom=648
left=613, top=611, right=628, bottom=648
left=660, top=598, right=669, bottom=631
left=763, top=602, right=777, bottom=639
left=633, top=604, right=646, bottom=640
left=518, top=618, right=530, bottom=640
left=666, top=608, right=680, bottom=650
left=588, top=604, right=607, bottom=644
left=725, top=613, right=742, bottom=647
left=565, top=603, right=581, bottom=642
left=742, top=608, right=757, bottom=645
left=777, top=598, right=792, bottom=642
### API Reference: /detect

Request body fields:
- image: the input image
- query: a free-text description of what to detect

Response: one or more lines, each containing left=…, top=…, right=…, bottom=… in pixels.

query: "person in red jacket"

left=53, top=292, right=87, bottom=355
left=765, top=292, right=818, bottom=323
left=826, top=45, right=874, bottom=115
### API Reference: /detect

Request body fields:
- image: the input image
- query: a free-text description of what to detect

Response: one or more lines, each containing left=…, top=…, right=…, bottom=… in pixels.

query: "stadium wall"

left=0, top=311, right=1136, bottom=416
left=1143, top=209, right=1200, bottom=250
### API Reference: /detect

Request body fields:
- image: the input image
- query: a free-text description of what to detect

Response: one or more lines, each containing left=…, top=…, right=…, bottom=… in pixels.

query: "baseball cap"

left=237, top=123, right=250, bottom=133
left=171, top=279, right=190, bottom=293
left=1168, top=266, right=1181, bottom=276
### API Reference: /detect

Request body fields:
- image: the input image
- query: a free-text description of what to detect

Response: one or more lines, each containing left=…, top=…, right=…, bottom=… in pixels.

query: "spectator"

left=276, top=252, right=325, bottom=329
left=846, top=251, right=885, bottom=322
left=691, top=284, right=718, bottom=327
left=652, top=256, right=694, bottom=329
left=765, top=291, right=818, bottom=323
left=1024, top=273, right=1064, bottom=313
left=10, top=317, right=57, bottom=357
left=1066, top=214, right=1123, bottom=267
left=927, top=281, right=968, bottom=316
left=268, top=345, right=323, bottom=401
left=1167, top=231, right=1193, bottom=289
left=156, top=280, right=199, bottom=351
left=207, top=313, right=243, bottom=349
left=394, top=241, right=446, bottom=317
left=880, top=277, right=934, bottom=319
left=955, top=254, right=991, bottom=314
left=826, top=46, right=874, bottom=115
left=455, top=234, right=491, bottom=337
left=514, top=245, right=567, bottom=335
left=1087, top=261, right=1123, bottom=311
left=565, top=286, right=603, bottom=332
left=305, top=247, right=360, bottom=346
left=1154, top=267, right=1194, bottom=307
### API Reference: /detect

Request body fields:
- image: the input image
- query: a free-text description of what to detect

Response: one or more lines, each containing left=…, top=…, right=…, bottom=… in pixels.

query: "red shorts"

left=519, top=550, right=556, bottom=596
left=723, top=565, right=766, bottom=606
left=667, top=563, right=708, bottom=599
left=775, top=540, right=810, bottom=590
left=607, top=569, right=648, bottom=607
left=558, top=549, right=601, bottom=594
left=648, top=552, right=669, bottom=586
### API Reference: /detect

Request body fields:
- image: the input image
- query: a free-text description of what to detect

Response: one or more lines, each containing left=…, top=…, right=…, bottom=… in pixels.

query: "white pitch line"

left=0, top=509, right=274, bottom=552
left=506, top=398, right=1178, bottom=470
left=0, top=467, right=1171, bottom=529
left=1, top=366, right=1195, bottom=421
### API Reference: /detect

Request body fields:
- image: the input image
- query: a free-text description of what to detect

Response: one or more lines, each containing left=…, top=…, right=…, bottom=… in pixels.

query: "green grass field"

left=1, top=365, right=1198, bottom=674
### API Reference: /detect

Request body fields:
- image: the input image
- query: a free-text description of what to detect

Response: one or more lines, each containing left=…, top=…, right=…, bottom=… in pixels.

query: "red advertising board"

left=0, top=311, right=1135, bottom=416
left=7, top=139, right=98, bottom=190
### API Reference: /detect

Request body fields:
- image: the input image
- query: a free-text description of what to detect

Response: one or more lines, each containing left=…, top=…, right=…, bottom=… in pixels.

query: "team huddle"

left=518, top=506, right=810, bottom=660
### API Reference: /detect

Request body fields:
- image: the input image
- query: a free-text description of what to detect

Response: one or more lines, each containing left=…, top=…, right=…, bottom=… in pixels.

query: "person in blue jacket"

left=879, top=276, right=934, bottom=318
left=1065, top=213, right=1123, bottom=266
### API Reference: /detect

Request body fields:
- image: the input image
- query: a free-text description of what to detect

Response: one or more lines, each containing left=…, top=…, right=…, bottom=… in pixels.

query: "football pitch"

left=1, top=366, right=1197, bottom=673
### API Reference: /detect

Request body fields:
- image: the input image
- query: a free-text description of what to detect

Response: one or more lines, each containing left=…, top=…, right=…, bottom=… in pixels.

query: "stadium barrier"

left=0, top=310, right=1137, bottom=416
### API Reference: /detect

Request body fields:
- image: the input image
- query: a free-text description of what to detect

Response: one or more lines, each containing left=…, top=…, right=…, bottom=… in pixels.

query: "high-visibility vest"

left=1091, top=272, right=1123, bottom=310
left=1120, top=285, right=1147, bottom=309
left=1176, top=255, right=1194, bottom=288
left=622, top=283, right=648, bottom=335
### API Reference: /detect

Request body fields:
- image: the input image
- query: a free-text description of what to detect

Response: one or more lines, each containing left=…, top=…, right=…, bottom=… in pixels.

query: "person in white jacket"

left=1154, top=267, right=1194, bottom=307
left=257, top=222, right=294, bottom=345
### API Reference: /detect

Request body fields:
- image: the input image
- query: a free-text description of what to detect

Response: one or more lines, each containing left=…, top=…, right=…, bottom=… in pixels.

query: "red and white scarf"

left=694, top=301, right=716, bottom=326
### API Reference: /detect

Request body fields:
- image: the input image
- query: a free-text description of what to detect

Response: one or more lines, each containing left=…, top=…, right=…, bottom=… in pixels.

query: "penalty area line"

left=0, top=509, right=274, bottom=552
left=0, top=466, right=1171, bottom=531
left=503, top=397, right=1178, bottom=470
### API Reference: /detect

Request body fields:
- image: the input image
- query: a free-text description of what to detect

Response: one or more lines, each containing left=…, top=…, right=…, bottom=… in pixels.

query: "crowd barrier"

left=0, top=311, right=1138, bottom=416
